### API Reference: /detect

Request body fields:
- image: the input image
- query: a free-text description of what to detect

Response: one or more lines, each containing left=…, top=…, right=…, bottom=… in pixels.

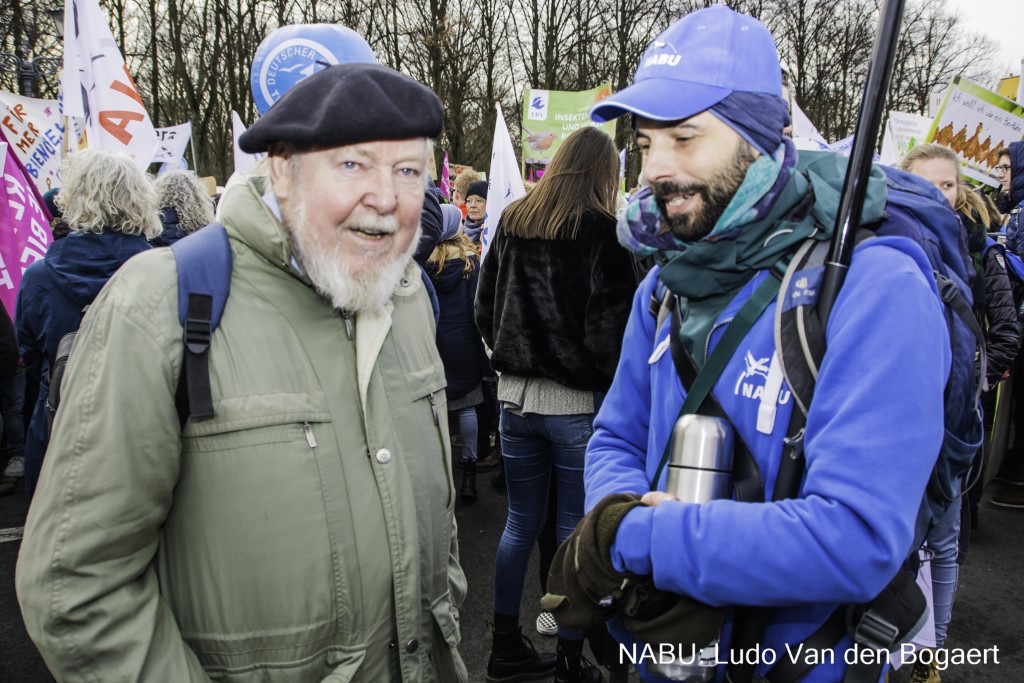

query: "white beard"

left=285, top=199, right=422, bottom=314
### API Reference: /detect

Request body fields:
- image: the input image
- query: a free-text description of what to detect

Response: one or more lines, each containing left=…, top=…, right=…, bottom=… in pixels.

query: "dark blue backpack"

left=776, top=166, right=985, bottom=550
left=170, top=223, right=233, bottom=427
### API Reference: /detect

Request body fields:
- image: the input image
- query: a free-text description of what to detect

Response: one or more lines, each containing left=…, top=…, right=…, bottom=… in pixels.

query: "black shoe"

left=491, top=467, right=507, bottom=494
left=487, top=622, right=557, bottom=682
left=460, top=461, right=478, bottom=503
left=477, top=448, right=503, bottom=472
left=555, top=637, right=603, bottom=683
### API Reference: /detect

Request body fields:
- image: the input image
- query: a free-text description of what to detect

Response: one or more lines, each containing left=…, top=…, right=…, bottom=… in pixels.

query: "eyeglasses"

left=993, top=164, right=1012, bottom=174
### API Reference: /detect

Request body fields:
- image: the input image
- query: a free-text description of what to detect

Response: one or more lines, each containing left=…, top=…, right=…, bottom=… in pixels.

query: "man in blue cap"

left=544, top=6, right=953, bottom=682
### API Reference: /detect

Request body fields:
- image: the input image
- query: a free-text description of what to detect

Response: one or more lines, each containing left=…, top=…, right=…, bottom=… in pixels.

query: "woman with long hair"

left=425, top=204, right=490, bottom=501
left=899, top=143, right=1019, bottom=683
left=476, top=126, right=637, bottom=683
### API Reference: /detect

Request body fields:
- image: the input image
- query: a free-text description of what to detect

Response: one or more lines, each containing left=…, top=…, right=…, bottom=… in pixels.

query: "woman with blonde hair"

left=476, top=126, right=636, bottom=683
left=898, top=143, right=1019, bottom=683
left=425, top=204, right=491, bottom=501
left=15, top=150, right=158, bottom=496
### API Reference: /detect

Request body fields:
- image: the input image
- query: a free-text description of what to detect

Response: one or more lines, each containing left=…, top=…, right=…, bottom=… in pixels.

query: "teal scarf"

left=655, top=150, right=890, bottom=363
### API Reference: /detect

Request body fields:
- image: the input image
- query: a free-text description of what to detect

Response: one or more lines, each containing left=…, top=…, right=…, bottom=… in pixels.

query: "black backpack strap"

left=761, top=569, right=927, bottom=683
left=170, top=223, right=233, bottom=428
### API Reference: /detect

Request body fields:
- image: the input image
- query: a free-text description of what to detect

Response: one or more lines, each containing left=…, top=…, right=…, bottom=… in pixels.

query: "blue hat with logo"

left=250, top=24, right=377, bottom=116
left=590, top=5, right=782, bottom=123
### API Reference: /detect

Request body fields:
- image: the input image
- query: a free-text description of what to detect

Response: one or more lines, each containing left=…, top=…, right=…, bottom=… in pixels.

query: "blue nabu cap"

left=590, top=5, right=782, bottom=123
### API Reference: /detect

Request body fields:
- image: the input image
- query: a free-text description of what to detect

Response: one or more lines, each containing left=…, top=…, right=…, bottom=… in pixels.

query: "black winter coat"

left=424, top=254, right=489, bottom=401
left=981, top=242, right=1021, bottom=385
left=475, top=210, right=637, bottom=392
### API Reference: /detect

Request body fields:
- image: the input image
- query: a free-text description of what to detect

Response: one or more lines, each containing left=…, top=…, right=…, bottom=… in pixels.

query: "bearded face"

left=270, top=139, right=428, bottom=313
left=636, top=111, right=760, bottom=242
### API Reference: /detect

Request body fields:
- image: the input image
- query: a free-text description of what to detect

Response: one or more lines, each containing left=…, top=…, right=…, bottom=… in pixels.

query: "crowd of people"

left=2, top=5, right=1023, bottom=683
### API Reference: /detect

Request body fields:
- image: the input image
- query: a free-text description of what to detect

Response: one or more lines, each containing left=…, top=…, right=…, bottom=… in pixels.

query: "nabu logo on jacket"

left=734, top=350, right=791, bottom=405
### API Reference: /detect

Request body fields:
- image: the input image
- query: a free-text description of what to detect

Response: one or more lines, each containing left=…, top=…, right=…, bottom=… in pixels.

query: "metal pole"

left=188, top=117, right=199, bottom=175
left=817, top=0, right=907, bottom=324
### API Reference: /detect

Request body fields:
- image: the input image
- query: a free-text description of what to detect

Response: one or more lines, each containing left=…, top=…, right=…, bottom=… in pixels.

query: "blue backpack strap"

left=170, top=223, right=233, bottom=427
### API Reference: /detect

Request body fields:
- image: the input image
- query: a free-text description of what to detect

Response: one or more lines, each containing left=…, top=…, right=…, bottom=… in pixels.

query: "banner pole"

left=189, top=118, right=199, bottom=175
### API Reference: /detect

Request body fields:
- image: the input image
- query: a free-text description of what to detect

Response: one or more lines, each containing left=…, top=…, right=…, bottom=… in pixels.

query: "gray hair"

left=154, top=171, right=216, bottom=234
left=57, top=150, right=162, bottom=240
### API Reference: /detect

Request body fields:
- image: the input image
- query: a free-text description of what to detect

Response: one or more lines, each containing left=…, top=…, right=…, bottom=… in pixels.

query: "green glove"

left=541, top=493, right=644, bottom=629
left=542, top=492, right=725, bottom=649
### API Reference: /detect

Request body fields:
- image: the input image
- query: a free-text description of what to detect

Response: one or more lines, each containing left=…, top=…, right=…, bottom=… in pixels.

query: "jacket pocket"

left=429, top=592, right=467, bottom=683
left=169, top=391, right=341, bottom=668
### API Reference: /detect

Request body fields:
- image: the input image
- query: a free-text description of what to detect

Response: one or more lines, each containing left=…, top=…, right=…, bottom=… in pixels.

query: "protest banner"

left=521, top=83, right=615, bottom=180
left=879, top=111, right=933, bottom=166
left=61, top=0, right=158, bottom=167
left=0, top=142, right=52, bottom=317
left=0, top=92, right=65, bottom=193
left=927, top=76, right=1024, bottom=187
left=153, top=121, right=192, bottom=164
left=481, top=104, right=525, bottom=260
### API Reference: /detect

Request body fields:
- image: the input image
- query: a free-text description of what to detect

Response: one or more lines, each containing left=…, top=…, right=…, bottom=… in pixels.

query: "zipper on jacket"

left=341, top=311, right=355, bottom=340
left=303, top=422, right=317, bottom=448
left=704, top=316, right=735, bottom=364
left=427, top=393, right=440, bottom=426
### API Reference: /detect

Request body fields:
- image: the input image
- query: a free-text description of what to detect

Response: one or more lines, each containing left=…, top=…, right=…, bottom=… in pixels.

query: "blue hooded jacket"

left=585, top=167, right=951, bottom=682
left=424, top=254, right=488, bottom=401
left=15, top=230, right=151, bottom=495
left=1002, top=140, right=1024, bottom=254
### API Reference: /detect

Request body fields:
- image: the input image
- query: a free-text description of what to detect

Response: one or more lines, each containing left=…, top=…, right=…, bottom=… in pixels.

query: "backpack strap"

left=650, top=271, right=782, bottom=492
left=170, top=223, right=233, bottom=428
left=662, top=294, right=764, bottom=504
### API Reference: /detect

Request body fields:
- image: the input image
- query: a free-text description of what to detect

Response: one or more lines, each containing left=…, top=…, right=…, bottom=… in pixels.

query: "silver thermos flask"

left=647, top=414, right=733, bottom=682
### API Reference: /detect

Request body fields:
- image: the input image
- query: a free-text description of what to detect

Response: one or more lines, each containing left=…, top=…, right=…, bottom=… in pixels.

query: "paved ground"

left=1, top=471, right=1022, bottom=682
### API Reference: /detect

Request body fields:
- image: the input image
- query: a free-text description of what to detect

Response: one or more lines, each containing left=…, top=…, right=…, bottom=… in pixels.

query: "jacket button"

left=406, top=639, right=419, bottom=653
left=400, top=277, right=410, bottom=287
left=375, top=448, right=392, bottom=464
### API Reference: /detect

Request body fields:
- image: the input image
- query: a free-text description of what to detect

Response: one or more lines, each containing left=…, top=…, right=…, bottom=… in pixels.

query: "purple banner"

left=0, top=142, right=52, bottom=317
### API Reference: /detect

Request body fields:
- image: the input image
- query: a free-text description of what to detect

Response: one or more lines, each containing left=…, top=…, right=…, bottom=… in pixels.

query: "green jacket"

left=16, top=176, right=468, bottom=683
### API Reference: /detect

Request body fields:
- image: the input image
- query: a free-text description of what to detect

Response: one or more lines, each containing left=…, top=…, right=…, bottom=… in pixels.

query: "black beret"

left=466, top=180, right=488, bottom=200
left=239, top=63, right=443, bottom=153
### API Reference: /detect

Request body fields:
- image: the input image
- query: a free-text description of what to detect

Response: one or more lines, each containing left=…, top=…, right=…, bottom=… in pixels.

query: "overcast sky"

left=944, top=0, right=1022, bottom=75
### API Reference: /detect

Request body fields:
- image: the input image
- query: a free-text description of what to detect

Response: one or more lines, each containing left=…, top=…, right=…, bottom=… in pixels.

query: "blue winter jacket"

left=424, top=255, right=489, bottom=401
left=585, top=237, right=950, bottom=680
left=15, top=231, right=151, bottom=495
left=1002, top=140, right=1024, bottom=254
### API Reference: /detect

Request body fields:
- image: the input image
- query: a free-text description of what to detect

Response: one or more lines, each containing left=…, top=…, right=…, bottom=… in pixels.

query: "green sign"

left=927, top=76, right=1024, bottom=188
left=521, top=83, right=617, bottom=176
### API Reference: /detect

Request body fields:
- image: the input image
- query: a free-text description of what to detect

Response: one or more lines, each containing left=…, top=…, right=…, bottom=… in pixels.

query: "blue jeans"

left=493, top=408, right=594, bottom=640
left=452, top=407, right=478, bottom=463
left=927, top=501, right=961, bottom=646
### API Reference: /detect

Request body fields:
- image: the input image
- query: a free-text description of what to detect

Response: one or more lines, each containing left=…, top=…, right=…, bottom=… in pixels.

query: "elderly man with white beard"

left=17, top=64, right=468, bottom=683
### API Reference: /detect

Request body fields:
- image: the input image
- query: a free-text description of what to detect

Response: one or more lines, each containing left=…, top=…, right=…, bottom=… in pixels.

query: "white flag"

left=152, top=121, right=192, bottom=163
left=61, top=0, right=157, bottom=168
left=480, top=104, right=526, bottom=261
left=790, top=99, right=830, bottom=152
left=232, top=111, right=264, bottom=176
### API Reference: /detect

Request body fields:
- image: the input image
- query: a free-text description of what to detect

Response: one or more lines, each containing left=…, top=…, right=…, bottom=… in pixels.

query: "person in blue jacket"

left=15, top=150, right=157, bottom=496
left=424, top=204, right=491, bottom=502
left=567, top=7, right=951, bottom=682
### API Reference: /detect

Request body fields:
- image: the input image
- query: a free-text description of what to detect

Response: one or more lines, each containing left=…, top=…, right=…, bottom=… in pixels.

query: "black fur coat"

left=475, top=210, right=638, bottom=392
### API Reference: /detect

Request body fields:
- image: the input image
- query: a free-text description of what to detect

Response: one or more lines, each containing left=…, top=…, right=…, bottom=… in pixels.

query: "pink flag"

left=0, top=140, right=53, bottom=318
left=440, top=151, right=451, bottom=200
